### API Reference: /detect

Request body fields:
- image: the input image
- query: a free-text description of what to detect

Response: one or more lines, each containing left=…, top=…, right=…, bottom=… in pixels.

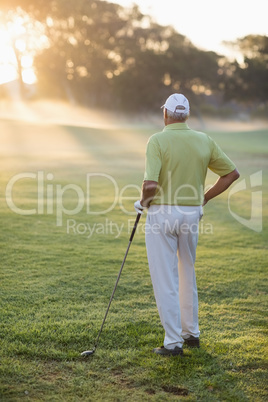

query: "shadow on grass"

left=77, top=344, right=249, bottom=401
left=76, top=322, right=250, bottom=401
left=1, top=314, right=258, bottom=400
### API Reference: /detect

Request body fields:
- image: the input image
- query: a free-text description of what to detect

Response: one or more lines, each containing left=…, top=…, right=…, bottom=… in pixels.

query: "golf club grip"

left=129, top=213, right=141, bottom=242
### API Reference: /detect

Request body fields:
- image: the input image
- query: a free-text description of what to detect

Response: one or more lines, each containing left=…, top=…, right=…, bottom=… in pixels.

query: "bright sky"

left=112, top=0, right=268, bottom=59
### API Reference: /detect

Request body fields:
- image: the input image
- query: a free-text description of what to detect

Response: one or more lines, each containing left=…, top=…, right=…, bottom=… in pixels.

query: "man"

left=134, top=93, right=240, bottom=356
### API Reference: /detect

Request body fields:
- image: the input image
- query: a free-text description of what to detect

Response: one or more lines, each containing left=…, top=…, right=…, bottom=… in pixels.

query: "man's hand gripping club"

left=134, top=180, right=158, bottom=213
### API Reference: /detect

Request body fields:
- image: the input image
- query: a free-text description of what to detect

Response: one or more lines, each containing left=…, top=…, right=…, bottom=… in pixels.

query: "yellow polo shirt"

left=144, top=123, right=236, bottom=206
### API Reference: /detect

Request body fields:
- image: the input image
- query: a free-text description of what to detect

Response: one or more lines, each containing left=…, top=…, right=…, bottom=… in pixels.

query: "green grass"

left=0, top=118, right=267, bottom=401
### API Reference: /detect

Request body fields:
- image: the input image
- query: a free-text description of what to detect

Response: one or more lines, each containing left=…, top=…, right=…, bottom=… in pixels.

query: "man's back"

left=144, top=122, right=236, bottom=206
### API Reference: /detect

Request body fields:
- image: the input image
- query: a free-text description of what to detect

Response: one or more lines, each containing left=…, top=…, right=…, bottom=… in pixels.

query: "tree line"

left=1, top=0, right=268, bottom=116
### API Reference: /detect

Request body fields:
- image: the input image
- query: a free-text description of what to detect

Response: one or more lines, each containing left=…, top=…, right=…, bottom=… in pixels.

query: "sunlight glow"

left=15, top=38, right=26, bottom=52
left=22, top=69, right=37, bottom=85
left=0, top=9, right=48, bottom=87
left=0, top=65, right=17, bottom=85
left=21, top=55, right=33, bottom=69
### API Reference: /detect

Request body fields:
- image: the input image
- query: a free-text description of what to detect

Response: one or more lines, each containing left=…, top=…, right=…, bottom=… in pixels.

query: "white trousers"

left=145, top=205, right=202, bottom=349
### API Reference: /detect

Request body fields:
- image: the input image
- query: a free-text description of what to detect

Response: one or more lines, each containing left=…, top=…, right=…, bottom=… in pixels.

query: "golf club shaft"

left=92, top=212, right=142, bottom=350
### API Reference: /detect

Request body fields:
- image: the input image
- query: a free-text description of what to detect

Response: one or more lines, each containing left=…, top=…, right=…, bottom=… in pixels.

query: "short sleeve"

left=144, top=137, right=162, bottom=181
left=208, top=138, right=236, bottom=176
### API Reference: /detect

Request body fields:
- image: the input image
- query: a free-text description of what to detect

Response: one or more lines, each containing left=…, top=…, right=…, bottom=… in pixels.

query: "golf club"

left=81, top=212, right=142, bottom=357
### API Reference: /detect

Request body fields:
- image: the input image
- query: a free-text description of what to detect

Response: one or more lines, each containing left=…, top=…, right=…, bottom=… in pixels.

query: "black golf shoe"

left=183, top=336, right=200, bottom=348
left=153, top=346, right=183, bottom=356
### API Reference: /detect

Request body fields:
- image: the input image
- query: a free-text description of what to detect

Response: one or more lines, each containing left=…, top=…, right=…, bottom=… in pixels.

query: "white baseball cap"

left=161, top=93, right=190, bottom=114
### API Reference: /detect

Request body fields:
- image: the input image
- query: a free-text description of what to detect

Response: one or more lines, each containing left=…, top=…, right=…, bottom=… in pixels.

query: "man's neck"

left=164, top=118, right=187, bottom=126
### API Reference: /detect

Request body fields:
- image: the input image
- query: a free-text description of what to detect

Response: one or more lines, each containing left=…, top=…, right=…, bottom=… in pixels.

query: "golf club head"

left=81, top=349, right=95, bottom=357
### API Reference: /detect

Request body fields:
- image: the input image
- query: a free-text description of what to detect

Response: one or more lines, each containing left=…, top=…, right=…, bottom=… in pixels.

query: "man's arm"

left=203, top=168, right=240, bottom=206
left=140, top=180, right=158, bottom=208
